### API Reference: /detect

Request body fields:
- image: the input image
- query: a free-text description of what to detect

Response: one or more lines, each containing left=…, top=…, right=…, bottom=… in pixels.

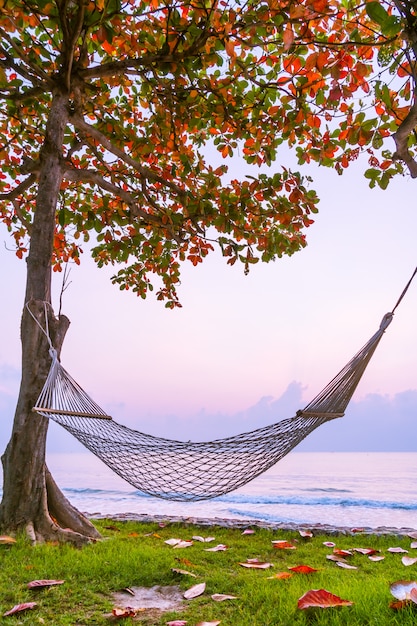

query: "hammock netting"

left=34, top=312, right=394, bottom=501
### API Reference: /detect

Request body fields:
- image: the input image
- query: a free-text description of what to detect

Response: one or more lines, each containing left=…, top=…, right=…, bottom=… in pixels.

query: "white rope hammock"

left=31, top=268, right=416, bottom=502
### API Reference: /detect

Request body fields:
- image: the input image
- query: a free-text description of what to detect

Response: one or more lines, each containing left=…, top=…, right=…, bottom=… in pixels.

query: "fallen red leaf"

left=298, top=589, right=353, bottom=610
left=333, top=549, right=353, bottom=557
left=3, top=602, right=38, bottom=617
left=272, top=540, right=296, bottom=550
left=289, top=565, right=318, bottom=574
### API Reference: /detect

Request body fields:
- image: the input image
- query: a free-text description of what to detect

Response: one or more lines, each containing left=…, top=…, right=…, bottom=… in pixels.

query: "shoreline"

left=88, top=512, right=417, bottom=537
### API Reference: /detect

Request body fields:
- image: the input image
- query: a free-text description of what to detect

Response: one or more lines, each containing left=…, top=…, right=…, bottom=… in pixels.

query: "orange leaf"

left=283, top=25, right=294, bottom=51
left=298, top=589, right=353, bottom=610
left=289, top=565, right=318, bottom=574
left=272, top=540, right=296, bottom=550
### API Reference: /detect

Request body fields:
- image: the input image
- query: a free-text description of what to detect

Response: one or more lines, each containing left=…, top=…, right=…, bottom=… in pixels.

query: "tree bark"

left=0, top=90, right=101, bottom=544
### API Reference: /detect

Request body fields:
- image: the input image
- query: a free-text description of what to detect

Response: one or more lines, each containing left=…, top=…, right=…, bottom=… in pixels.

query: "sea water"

left=31, top=452, right=417, bottom=530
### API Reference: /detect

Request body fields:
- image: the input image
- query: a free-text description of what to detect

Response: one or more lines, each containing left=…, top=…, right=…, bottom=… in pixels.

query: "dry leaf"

left=335, top=561, right=357, bottom=570
left=390, top=580, right=417, bottom=600
left=369, top=555, right=385, bottom=562
left=289, top=565, right=318, bottom=574
left=183, top=582, right=206, bottom=599
left=408, top=532, right=417, bottom=540
left=272, top=540, right=296, bottom=550
left=411, top=542, right=417, bottom=549
left=353, top=548, right=378, bottom=556
left=299, top=530, right=313, bottom=538
left=171, top=568, right=197, bottom=577
left=333, top=549, right=353, bottom=557
left=242, top=529, right=255, bottom=535
left=112, top=606, right=137, bottom=617
left=0, top=535, right=16, bottom=545
left=192, top=536, right=215, bottom=543
left=298, top=589, right=353, bottom=610
left=165, top=538, right=182, bottom=546
left=211, top=593, right=237, bottom=601
left=239, top=560, right=273, bottom=569
left=195, top=622, right=221, bottom=626
left=167, top=621, right=188, bottom=625
left=267, top=572, right=293, bottom=580
left=388, top=547, right=408, bottom=553
left=174, top=541, right=194, bottom=549
left=27, top=579, right=65, bottom=589
left=204, top=544, right=228, bottom=552
left=326, top=554, right=348, bottom=563
left=402, top=557, right=417, bottom=567
left=323, top=541, right=336, bottom=548
left=389, top=599, right=413, bottom=610
left=3, top=602, right=37, bottom=617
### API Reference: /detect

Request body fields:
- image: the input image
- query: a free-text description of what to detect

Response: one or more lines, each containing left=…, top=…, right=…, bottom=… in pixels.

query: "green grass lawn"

left=1, top=519, right=416, bottom=624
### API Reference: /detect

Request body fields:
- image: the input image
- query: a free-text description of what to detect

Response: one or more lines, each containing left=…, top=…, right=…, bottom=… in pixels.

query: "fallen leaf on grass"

left=326, top=554, right=348, bottom=563
left=172, top=568, right=197, bottom=577
left=297, top=589, right=353, bottom=610
left=369, top=555, right=385, bottom=562
left=335, top=561, right=358, bottom=570
left=402, top=557, right=417, bottom=567
left=272, top=540, right=296, bottom=550
left=174, top=541, right=194, bottom=549
left=411, top=542, right=417, bottom=549
left=388, top=547, right=408, bottom=553
left=3, top=602, right=38, bottom=617
left=299, top=530, right=313, bottom=538
left=183, top=582, right=206, bottom=599
left=192, top=536, right=215, bottom=543
left=353, top=548, right=378, bottom=556
left=408, top=532, right=417, bottom=540
left=239, top=559, right=274, bottom=569
left=165, top=538, right=183, bottom=546
left=242, top=529, right=255, bottom=535
left=196, top=622, right=221, bottom=625
left=289, top=565, right=318, bottom=574
left=27, top=579, right=65, bottom=589
left=389, top=580, right=417, bottom=601
left=167, top=621, right=187, bottom=625
left=323, top=541, right=336, bottom=548
left=267, top=572, right=293, bottom=580
left=204, top=544, right=228, bottom=552
left=211, top=593, right=237, bottom=601
left=333, top=549, right=353, bottom=557
left=0, top=535, right=16, bottom=545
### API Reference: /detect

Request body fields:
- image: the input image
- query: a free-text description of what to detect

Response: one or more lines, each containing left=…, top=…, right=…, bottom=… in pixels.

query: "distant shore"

left=88, top=511, right=417, bottom=537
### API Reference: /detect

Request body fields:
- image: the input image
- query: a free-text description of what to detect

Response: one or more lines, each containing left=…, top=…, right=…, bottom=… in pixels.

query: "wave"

left=61, top=487, right=417, bottom=512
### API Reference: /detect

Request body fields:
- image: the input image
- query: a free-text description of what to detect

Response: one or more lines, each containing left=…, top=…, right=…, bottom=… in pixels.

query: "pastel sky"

left=0, top=155, right=416, bottom=454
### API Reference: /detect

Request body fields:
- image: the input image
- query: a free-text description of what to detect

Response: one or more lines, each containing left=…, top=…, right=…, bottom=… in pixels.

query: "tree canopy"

left=0, top=0, right=415, bottom=307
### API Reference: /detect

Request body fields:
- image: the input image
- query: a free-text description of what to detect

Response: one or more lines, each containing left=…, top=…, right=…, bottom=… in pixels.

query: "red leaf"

left=3, top=602, right=37, bottom=617
left=289, top=565, right=318, bottom=574
left=298, top=589, right=353, bottom=610
left=272, top=540, right=296, bottom=550
left=112, top=607, right=137, bottom=617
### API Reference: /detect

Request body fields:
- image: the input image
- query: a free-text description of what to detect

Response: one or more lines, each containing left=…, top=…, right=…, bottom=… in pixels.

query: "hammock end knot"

left=380, top=312, right=394, bottom=331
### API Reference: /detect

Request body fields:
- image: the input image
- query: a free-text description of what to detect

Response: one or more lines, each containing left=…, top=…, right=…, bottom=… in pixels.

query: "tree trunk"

left=0, top=91, right=100, bottom=545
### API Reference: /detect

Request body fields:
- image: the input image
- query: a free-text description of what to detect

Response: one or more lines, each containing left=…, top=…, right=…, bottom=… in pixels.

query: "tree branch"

left=69, top=114, right=187, bottom=197
left=392, top=100, right=417, bottom=178
left=0, top=173, right=38, bottom=201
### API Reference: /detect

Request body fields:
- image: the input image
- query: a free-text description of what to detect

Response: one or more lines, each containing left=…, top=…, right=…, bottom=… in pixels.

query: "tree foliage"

left=0, top=0, right=415, bottom=308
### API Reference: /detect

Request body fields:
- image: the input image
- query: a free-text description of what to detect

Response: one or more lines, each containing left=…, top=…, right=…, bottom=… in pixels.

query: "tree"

left=0, top=0, right=415, bottom=544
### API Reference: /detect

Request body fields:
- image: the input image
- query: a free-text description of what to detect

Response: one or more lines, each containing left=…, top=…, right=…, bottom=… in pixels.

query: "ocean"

left=32, top=451, right=417, bottom=531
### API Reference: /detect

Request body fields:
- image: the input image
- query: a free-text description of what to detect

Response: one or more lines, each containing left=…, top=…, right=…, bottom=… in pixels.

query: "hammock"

left=32, top=268, right=416, bottom=502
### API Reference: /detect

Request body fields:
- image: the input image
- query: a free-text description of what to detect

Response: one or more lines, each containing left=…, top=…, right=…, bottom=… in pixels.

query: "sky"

left=0, top=156, right=416, bottom=455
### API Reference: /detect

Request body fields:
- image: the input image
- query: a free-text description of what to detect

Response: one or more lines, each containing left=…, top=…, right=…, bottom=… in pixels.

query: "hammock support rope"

left=32, top=268, right=416, bottom=502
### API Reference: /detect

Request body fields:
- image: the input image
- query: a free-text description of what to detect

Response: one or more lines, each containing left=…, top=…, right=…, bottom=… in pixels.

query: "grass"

left=0, top=519, right=416, bottom=625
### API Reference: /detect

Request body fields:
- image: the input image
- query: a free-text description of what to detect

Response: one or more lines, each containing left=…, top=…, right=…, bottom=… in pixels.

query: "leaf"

left=353, top=548, right=378, bottom=556
left=204, top=544, right=228, bottom=552
left=3, top=602, right=38, bottom=616
left=112, top=606, right=137, bottom=617
left=0, top=535, right=16, bottom=545
left=183, top=582, right=206, bottom=599
left=211, top=593, right=237, bottom=601
left=174, top=541, right=193, bottom=549
left=267, top=572, right=293, bottom=580
left=272, top=540, right=296, bottom=550
left=333, top=549, right=353, bottom=557
left=27, top=579, right=65, bottom=589
left=239, top=560, right=274, bottom=569
left=402, top=557, right=417, bottom=567
left=390, top=580, right=417, bottom=600
left=366, top=1, right=389, bottom=26
left=289, top=565, right=318, bottom=574
left=167, top=622, right=188, bottom=625
left=165, top=538, right=182, bottom=546
left=369, top=555, right=385, bottom=562
left=299, top=530, right=313, bottom=538
left=411, top=542, right=417, bottom=549
left=336, top=561, right=358, bottom=570
left=192, top=536, right=215, bottom=543
left=298, top=589, right=353, bottom=610
left=171, top=568, right=197, bottom=577
left=388, top=547, right=409, bottom=553
left=323, top=541, right=336, bottom=547
left=196, top=622, right=221, bottom=626
left=241, top=529, right=255, bottom=535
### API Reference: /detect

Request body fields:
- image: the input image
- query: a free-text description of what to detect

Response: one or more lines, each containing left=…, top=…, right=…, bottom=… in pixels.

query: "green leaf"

left=366, top=2, right=389, bottom=26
